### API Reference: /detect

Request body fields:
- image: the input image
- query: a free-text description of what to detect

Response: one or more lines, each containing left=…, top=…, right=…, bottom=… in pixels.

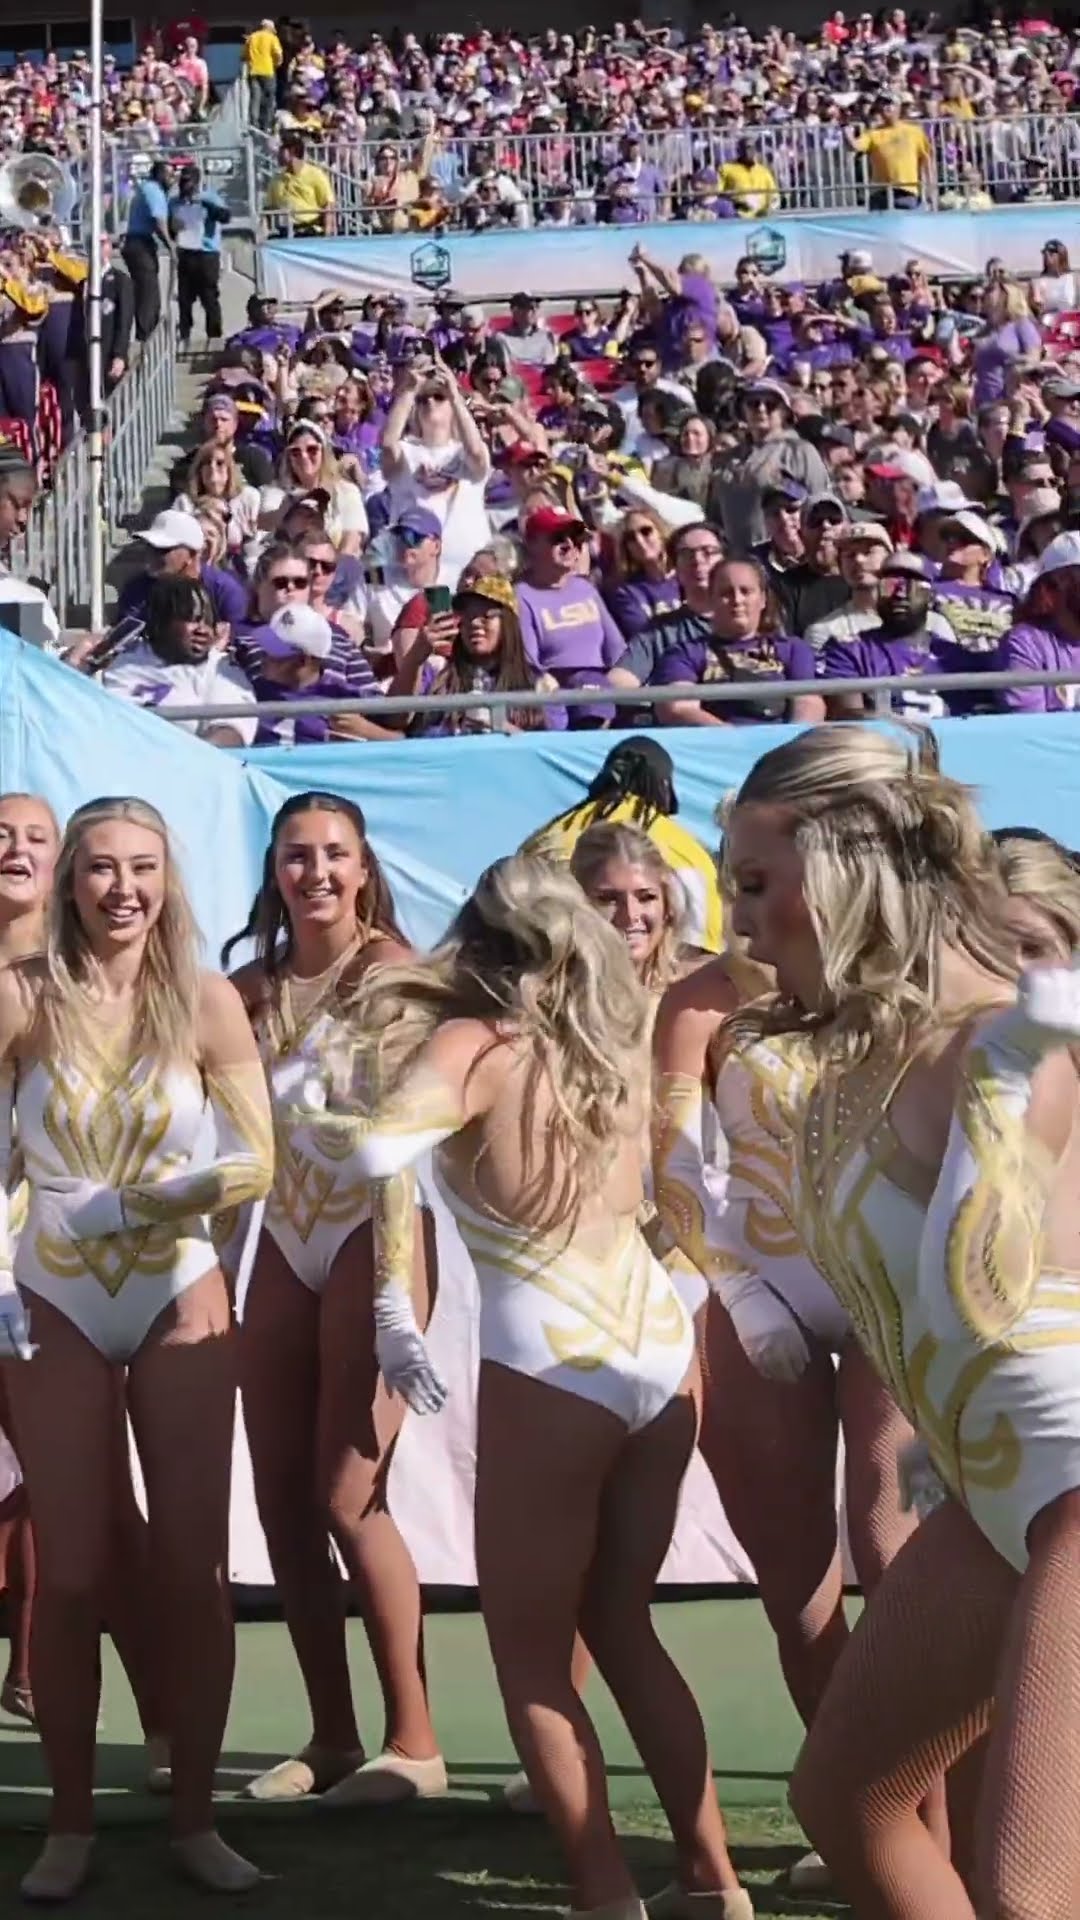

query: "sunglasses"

left=307, top=557, right=336, bottom=573
left=397, top=527, right=432, bottom=548
left=290, top=442, right=322, bottom=457
left=270, top=574, right=309, bottom=589
left=633, top=358, right=659, bottom=371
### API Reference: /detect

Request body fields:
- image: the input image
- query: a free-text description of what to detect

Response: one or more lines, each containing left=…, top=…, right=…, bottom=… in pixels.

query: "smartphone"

left=426, top=585, right=453, bottom=616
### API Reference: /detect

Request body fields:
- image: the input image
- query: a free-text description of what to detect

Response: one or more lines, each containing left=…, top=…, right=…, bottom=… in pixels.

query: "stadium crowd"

left=247, top=13, right=1080, bottom=229
left=0, top=33, right=212, bottom=161
left=7, top=224, right=1069, bottom=741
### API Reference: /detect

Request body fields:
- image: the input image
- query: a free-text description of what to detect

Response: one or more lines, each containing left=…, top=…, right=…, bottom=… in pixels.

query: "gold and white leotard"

left=256, top=969, right=376, bottom=1294
left=653, top=1033, right=848, bottom=1346
left=295, top=1065, right=695, bottom=1434
left=3, top=1050, right=273, bottom=1363
left=746, top=1023, right=1080, bottom=1572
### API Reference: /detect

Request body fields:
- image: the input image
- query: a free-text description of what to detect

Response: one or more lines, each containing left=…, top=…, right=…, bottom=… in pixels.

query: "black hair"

left=145, top=574, right=212, bottom=643
left=583, top=737, right=678, bottom=824
left=221, top=790, right=405, bottom=971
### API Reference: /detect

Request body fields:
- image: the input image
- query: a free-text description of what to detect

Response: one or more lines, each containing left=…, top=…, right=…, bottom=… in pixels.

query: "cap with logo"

left=261, top=604, right=334, bottom=661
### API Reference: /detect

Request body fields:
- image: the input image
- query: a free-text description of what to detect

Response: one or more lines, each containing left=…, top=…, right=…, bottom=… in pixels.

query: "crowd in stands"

left=11, top=220, right=1072, bottom=742
left=247, top=13, right=1080, bottom=230
left=0, top=31, right=212, bottom=162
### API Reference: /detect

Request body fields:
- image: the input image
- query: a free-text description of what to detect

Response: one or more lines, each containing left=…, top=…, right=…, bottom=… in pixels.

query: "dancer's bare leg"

left=975, top=1488, right=1080, bottom=1920
left=579, top=1363, right=742, bottom=1901
left=1, top=1502, right=34, bottom=1708
left=241, top=1237, right=362, bottom=1780
left=102, top=1384, right=167, bottom=1745
left=790, top=1499, right=1017, bottom=1920
left=317, top=1214, right=440, bottom=1766
left=837, top=1341, right=948, bottom=1853
left=127, top=1268, right=256, bottom=1889
left=698, top=1299, right=847, bottom=1725
left=476, top=1361, right=636, bottom=1913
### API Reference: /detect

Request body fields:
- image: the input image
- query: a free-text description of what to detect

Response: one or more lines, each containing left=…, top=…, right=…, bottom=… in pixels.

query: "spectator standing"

left=265, top=136, right=335, bottom=235
left=516, top=505, right=627, bottom=728
left=380, top=360, right=491, bottom=588
left=169, top=165, right=228, bottom=351
left=773, top=495, right=851, bottom=636
left=712, top=382, right=831, bottom=553
left=122, top=160, right=174, bottom=343
left=69, top=233, right=133, bottom=396
left=244, top=18, right=282, bottom=132
left=848, top=97, right=933, bottom=210
left=719, top=140, right=780, bottom=219
left=501, top=295, right=558, bottom=369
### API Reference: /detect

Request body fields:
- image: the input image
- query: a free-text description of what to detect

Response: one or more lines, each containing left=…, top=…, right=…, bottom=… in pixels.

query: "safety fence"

left=15, top=306, right=178, bottom=624
left=247, top=111, right=1080, bottom=235
left=160, top=667, right=1080, bottom=733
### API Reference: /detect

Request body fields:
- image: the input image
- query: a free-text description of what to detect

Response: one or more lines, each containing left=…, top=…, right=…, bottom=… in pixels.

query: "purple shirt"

left=973, top=319, right=1042, bottom=408
left=603, top=574, right=682, bottom=640
left=516, top=574, right=627, bottom=727
left=248, top=663, right=355, bottom=744
left=994, top=623, right=1080, bottom=713
left=821, top=632, right=984, bottom=717
left=117, top=563, right=248, bottom=633
left=931, top=581, right=1015, bottom=657
left=651, top=631, right=816, bottom=723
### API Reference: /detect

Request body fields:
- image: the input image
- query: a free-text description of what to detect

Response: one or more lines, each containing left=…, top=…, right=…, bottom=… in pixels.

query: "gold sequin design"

left=123, top=1062, right=274, bottom=1226
left=727, top=1063, right=806, bottom=1264
left=293, top=1061, right=464, bottom=1158
left=652, top=1071, right=749, bottom=1286
left=905, top=1332, right=1022, bottom=1499
left=372, top=1169, right=417, bottom=1297
left=33, top=1055, right=184, bottom=1295
left=460, top=1213, right=688, bottom=1367
left=943, top=1047, right=1053, bottom=1344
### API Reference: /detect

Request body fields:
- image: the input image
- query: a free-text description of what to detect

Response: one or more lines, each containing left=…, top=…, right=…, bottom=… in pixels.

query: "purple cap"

left=393, top=507, right=443, bottom=541
left=1047, top=418, right=1080, bottom=458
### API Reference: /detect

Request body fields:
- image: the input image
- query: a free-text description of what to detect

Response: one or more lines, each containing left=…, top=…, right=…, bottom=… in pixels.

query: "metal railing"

left=247, top=111, right=1080, bottom=232
left=13, top=304, right=178, bottom=624
left=157, top=667, right=1080, bottom=732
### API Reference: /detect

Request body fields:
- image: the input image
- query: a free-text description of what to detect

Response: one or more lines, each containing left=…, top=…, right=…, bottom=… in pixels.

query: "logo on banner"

left=746, top=226, right=786, bottom=278
left=411, top=241, right=452, bottom=291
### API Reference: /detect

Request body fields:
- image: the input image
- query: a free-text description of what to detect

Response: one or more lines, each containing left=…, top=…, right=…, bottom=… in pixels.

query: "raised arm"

left=916, top=968, right=1080, bottom=1345
left=652, top=970, right=811, bottom=1379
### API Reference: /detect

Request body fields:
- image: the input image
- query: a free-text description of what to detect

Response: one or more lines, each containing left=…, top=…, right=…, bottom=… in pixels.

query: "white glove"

left=373, top=1290, right=448, bottom=1416
left=898, top=1436, right=947, bottom=1520
left=0, top=1290, right=34, bottom=1360
left=37, top=1177, right=127, bottom=1238
left=990, top=960, right=1080, bottom=1068
left=723, top=1276, right=811, bottom=1382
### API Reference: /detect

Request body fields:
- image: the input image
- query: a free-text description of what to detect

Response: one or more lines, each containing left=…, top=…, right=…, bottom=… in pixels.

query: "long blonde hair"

left=570, top=822, right=684, bottom=993
left=994, top=829, right=1080, bottom=955
left=347, top=851, right=648, bottom=1230
left=725, top=723, right=1015, bottom=1060
left=43, top=797, right=202, bottom=1066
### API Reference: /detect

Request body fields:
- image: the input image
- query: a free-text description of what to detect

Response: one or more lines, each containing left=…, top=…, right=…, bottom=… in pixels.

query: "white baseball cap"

left=1035, top=530, right=1080, bottom=579
left=263, top=604, right=333, bottom=661
left=137, top=509, right=205, bottom=553
left=937, top=510, right=1003, bottom=554
left=1019, top=487, right=1064, bottom=537
left=915, top=481, right=973, bottom=517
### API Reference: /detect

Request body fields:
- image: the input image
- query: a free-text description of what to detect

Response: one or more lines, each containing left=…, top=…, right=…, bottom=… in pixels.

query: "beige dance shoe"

left=1, top=1681, right=35, bottom=1724
left=786, top=1850, right=833, bottom=1895
left=319, top=1751, right=449, bottom=1807
left=20, top=1835, right=95, bottom=1904
left=242, top=1745, right=367, bottom=1802
left=171, top=1832, right=263, bottom=1893
left=503, top=1769, right=541, bottom=1813
left=645, top=1888, right=755, bottom=1920
left=144, top=1735, right=172, bottom=1795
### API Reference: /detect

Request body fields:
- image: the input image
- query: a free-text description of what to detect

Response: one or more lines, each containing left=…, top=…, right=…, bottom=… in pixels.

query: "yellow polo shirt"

left=718, top=160, right=779, bottom=217
left=245, top=28, right=282, bottom=78
left=854, top=122, right=932, bottom=190
left=266, top=162, right=334, bottom=228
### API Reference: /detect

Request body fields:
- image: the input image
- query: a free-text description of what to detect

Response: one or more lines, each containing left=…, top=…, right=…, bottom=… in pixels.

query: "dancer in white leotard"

left=227, top=790, right=445, bottom=1806
left=288, top=852, right=753, bottom=1920
left=0, top=797, right=273, bottom=1903
left=652, top=939, right=927, bottom=1904
left=0, top=793, right=167, bottom=1781
left=723, top=723, right=1080, bottom=1920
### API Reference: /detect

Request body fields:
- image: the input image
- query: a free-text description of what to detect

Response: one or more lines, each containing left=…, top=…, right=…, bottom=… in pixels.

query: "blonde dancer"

left=228, top=790, right=445, bottom=1806
left=288, top=853, right=752, bottom=1920
left=0, top=797, right=273, bottom=1902
left=503, top=821, right=705, bottom=1815
left=722, top=724, right=1080, bottom=1920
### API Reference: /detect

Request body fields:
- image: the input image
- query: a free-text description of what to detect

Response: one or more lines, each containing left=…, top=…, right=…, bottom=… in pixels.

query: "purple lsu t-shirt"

left=516, top=575, right=627, bottom=726
left=994, top=623, right=1080, bottom=713
left=821, top=633, right=983, bottom=717
left=651, top=631, right=816, bottom=722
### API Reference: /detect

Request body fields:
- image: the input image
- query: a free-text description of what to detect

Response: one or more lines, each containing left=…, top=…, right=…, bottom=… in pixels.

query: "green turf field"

left=0, top=1599, right=851, bottom=1916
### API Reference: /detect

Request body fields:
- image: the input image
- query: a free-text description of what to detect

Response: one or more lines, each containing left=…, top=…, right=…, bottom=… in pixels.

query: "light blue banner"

left=4, top=635, right=1080, bottom=957
left=261, top=206, right=1057, bottom=307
